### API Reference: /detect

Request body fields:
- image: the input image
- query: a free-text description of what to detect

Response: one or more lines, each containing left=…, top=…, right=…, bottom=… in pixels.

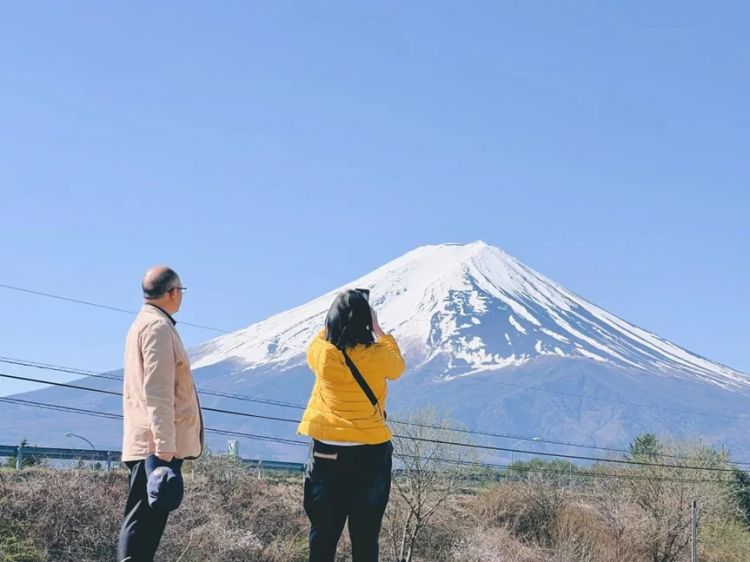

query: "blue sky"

left=1, top=2, right=748, bottom=397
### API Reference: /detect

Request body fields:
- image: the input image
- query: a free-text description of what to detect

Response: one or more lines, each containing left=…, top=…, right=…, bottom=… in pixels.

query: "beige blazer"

left=122, top=304, right=204, bottom=461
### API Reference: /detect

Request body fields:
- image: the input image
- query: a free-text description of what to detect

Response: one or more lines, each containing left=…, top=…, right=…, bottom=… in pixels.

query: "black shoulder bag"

left=341, top=349, right=387, bottom=421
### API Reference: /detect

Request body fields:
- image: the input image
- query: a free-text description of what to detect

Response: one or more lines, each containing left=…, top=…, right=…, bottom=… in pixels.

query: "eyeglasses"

left=169, top=286, right=188, bottom=294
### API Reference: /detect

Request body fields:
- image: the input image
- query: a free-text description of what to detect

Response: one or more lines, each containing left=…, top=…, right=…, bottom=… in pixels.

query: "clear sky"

left=1, top=2, right=748, bottom=397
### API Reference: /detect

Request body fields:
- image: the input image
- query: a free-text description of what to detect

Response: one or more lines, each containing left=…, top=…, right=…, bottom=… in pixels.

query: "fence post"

left=691, top=500, right=698, bottom=562
left=106, top=451, right=112, bottom=472
left=15, top=446, right=23, bottom=471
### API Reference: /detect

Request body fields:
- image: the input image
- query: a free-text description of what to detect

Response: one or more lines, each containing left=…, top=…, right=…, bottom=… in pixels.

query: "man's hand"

left=155, top=452, right=175, bottom=463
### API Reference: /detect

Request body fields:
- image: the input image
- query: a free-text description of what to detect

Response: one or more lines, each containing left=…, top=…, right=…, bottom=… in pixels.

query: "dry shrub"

left=155, top=456, right=309, bottom=562
left=0, top=458, right=309, bottom=562
left=166, top=518, right=263, bottom=562
left=470, top=481, right=564, bottom=547
left=0, top=467, right=122, bottom=561
left=552, top=500, right=644, bottom=562
left=450, top=527, right=547, bottom=562
left=700, top=519, right=750, bottom=562
left=3, top=445, right=750, bottom=562
left=383, top=487, right=464, bottom=562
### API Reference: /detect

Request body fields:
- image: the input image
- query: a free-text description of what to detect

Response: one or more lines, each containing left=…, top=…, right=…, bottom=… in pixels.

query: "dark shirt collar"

left=145, top=303, right=177, bottom=326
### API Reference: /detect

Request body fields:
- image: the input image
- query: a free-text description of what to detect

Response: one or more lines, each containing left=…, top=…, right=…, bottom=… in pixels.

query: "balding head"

left=141, top=266, right=184, bottom=314
left=142, top=266, right=180, bottom=299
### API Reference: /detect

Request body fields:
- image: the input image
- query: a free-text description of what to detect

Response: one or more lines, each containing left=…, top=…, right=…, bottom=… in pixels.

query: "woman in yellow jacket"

left=298, top=289, right=405, bottom=562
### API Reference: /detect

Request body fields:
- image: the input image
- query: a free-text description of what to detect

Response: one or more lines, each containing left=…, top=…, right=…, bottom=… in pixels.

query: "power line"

left=0, top=396, right=122, bottom=420
left=3, top=355, right=747, bottom=467
left=0, top=396, right=737, bottom=485
left=203, top=427, right=306, bottom=447
left=207, top=427, right=305, bottom=446
left=0, top=397, right=305, bottom=447
left=0, top=356, right=305, bottom=410
left=413, top=365, right=750, bottom=422
left=0, top=372, right=301, bottom=424
left=0, top=283, right=229, bottom=334
left=5, top=356, right=750, bottom=465
left=394, top=433, right=741, bottom=472
left=389, top=420, right=628, bottom=458
left=395, top=454, right=734, bottom=485
left=1, top=371, right=744, bottom=473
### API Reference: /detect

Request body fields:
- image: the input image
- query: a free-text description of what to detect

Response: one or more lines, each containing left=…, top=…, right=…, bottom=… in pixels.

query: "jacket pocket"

left=305, top=441, right=339, bottom=479
left=312, top=440, right=341, bottom=456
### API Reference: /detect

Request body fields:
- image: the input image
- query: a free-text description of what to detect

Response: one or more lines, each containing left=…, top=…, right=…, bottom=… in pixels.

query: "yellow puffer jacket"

left=297, top=331, right=405, bottom=444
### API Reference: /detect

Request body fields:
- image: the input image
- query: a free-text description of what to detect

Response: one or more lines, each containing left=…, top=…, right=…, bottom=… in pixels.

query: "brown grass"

left=1, top=455, right=748, bottom=562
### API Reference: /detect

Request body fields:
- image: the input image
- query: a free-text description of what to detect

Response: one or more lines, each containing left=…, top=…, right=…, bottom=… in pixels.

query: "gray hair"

left=142, top=267, right=180, bottom=299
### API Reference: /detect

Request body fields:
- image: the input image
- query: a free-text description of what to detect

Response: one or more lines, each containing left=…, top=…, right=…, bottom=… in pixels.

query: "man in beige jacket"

left=117, top=266, right=203, bottom=562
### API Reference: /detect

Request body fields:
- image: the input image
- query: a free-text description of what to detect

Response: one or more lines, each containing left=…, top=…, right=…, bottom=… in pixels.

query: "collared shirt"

left=145, top=303, right=177, bottom=326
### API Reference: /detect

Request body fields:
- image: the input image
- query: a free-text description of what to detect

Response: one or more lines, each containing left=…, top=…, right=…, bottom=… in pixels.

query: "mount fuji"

left=2, top=242, right=749, bottom=461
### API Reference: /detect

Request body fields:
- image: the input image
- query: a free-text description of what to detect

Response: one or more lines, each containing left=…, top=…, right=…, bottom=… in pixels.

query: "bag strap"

left=341, top=349, right=378, bottom=407
left=341, top=349, right=386, bottom=421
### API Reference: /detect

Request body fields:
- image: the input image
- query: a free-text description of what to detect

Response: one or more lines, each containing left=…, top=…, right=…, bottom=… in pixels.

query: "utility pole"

left=691, top=500, right=698, bottom=562
left=227, top=440, right=239, bottom=462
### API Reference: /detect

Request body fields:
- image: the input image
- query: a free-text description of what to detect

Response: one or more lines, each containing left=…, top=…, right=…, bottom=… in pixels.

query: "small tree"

left=730, top=469, right=750, bottom=528
left=3, top=439, right=42, bottom=469
left=624, top=435, right=733, bottom=562
left=628, top=433, right=663, bottom=461
left=385, top=408, right=481, bottom=562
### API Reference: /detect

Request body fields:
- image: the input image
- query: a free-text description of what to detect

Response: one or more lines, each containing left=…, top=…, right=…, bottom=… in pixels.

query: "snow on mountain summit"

left=190, top=241, right=749, bottom=390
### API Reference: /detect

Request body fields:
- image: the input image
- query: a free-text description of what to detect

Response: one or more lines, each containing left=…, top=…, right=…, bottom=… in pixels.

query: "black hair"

left=325, top=289, right=374, bottom=350
left=142, top=268, right=180, bottom=299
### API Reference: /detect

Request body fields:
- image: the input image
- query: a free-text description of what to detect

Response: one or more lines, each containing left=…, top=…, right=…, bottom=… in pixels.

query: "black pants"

left=117, top=458, right=181, bottom=562
left=303, top=440, right=393, bottom=562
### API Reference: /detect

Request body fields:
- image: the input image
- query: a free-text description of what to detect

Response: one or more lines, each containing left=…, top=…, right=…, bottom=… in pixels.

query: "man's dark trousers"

left=303, top=440, right=392, bottom=562
left=117, top=458, right=181, bottom=562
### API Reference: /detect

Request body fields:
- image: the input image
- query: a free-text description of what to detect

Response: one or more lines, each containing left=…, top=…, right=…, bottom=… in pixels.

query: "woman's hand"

left=371, top=306, right=386, bottom=338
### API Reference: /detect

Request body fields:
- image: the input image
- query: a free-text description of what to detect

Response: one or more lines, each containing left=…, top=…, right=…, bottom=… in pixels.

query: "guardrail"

left=1, top=444, right=120, bottom=470
left=0, top=445, right=305, bottom=473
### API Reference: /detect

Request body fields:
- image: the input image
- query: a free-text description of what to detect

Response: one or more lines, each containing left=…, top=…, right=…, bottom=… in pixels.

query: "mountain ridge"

left=190, top=241, right=748, bottom=389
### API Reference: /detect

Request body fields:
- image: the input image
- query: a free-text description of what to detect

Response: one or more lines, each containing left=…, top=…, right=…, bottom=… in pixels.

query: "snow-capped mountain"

left=2, top=241, right=749, bottom=461
left=191, top=241, right=748, bottom=389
